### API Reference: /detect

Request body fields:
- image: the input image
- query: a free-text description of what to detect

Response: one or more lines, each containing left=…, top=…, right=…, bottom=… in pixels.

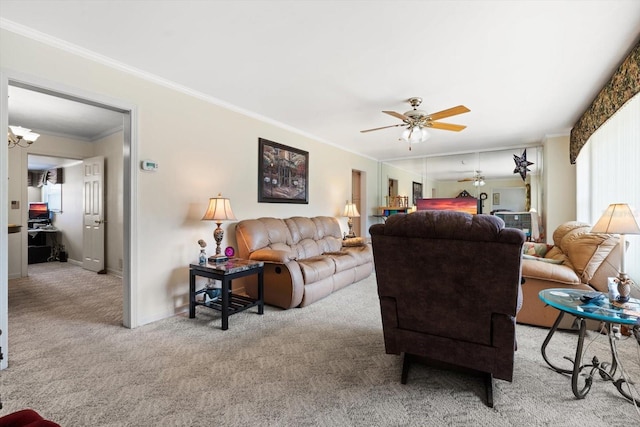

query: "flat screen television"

left=416, top=198, right=479, bottom=215
left=28, top=202, right=50, bottom=219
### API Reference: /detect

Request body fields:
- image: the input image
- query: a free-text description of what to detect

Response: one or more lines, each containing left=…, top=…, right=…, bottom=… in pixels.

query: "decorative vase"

left=617, top=280, right=631, bottom=303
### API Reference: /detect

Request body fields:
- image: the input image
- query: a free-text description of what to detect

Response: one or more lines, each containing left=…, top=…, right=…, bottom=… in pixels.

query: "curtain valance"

left=569, top=41, right=640, bottom=164
left=27, top=168, right=64, bottom=187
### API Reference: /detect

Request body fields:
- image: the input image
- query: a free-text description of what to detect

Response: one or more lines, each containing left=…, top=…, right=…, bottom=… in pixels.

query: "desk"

left=539, top=289, right=640, bottom=403
left=27, top=228, right=61, bottom=263
left=189, top=258, right=264, bottom=330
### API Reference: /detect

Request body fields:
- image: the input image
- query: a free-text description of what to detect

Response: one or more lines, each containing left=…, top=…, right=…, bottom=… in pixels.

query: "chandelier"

left=8, top=126, right=40, bottom=148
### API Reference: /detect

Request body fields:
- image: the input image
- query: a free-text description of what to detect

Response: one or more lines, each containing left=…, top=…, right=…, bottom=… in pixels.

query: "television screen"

left=28, top=202, right=49, bottom=219
left=416, top=198, right=478, bottom=215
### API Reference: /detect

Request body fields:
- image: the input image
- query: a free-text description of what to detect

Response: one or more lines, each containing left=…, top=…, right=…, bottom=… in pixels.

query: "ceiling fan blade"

left=360, top=123, right=406, bottom=133
left=383, top=110, right=410, bottom=121
left=427, top=105, right=470, bottom=121
left=457, top=178, right=473, bottom=182
left=428, top=121, right=467, bottom=132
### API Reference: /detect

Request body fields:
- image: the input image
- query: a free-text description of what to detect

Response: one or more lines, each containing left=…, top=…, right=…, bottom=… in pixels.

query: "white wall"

left=1, top=29, right=380, bottom=328
left=378, top=162, right=422, bottom=208
left=543, top=135, right=576, bottom=242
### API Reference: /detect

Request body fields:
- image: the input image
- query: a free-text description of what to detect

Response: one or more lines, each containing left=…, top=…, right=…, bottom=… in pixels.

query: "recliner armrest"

left=249, top=248, right=296, bottom=263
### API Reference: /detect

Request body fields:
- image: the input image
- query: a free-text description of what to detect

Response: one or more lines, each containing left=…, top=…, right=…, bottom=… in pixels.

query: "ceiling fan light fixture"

left=401, top=126, right=430, bottom=144
left=473, top=179, right=485, bottom=187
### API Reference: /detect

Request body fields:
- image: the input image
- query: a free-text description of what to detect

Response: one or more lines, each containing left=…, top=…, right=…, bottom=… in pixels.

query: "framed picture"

left=258, top=138, right=309, bottom=204
left=412, top=181, right=423, bottom=206
left=493, top=192, right=501, bottom=205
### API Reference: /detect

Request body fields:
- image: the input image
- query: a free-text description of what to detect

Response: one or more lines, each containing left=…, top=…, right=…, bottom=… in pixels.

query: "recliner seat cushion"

left=297, top=256, right=336, bottom=284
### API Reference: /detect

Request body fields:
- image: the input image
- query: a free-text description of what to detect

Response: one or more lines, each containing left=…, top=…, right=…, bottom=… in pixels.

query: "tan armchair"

left=518, top=221, right=634, bottom=329
left=370, top=211, right=525, bottom=407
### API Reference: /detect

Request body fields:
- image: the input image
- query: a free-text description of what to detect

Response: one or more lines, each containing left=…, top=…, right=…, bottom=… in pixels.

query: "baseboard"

left=106, top=267, right=123, bottom=278
left=65, top=259, right=122, bottom=278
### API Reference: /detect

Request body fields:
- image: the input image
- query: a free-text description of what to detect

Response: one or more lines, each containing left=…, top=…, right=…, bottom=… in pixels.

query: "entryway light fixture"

left=8, top=126, right=40, bottom=148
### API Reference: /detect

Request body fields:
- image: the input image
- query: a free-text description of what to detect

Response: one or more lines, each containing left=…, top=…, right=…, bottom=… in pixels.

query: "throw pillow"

left=523, top=254, right=564, bottom=264
left=522, top=242, right=553, bottom=258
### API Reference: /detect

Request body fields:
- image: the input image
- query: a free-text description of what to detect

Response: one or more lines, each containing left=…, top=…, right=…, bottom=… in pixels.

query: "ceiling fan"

left=458, top=171, right=485, bottom=186
left=360, top=97, right=470, bottom=146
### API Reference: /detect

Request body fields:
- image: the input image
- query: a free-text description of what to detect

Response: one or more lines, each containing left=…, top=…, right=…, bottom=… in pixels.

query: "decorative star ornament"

left=513, top=149, right=534, bottom=181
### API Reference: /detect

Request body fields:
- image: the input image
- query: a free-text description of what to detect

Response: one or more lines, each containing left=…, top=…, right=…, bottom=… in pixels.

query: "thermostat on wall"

left=141, top=159, right=159, bottom=171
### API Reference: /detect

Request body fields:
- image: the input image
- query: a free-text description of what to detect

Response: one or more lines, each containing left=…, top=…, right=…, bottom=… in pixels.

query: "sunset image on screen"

left=415, top=198, right=478, bottom=215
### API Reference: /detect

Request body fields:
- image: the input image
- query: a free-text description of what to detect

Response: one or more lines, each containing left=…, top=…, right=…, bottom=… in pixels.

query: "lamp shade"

left=343, top=202, right=360, bottom=218
left=201, top=194, right=236, bottom=222
left=591, top=203, right=640, bottom=235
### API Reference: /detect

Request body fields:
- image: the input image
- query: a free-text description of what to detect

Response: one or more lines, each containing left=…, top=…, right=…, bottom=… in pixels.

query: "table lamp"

left=201, top=194, right=236, bottom=263
left=591, top=203, right=640, bottom=302
left=343, top=201, right=360, bottom=239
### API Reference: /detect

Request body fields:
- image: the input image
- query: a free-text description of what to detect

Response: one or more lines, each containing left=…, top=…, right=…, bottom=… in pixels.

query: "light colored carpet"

left=2, top=262, right=640, bottom=426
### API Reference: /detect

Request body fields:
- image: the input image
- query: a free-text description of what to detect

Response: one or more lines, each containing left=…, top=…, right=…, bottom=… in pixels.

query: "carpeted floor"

left=2, top=262, right=640, bottom=426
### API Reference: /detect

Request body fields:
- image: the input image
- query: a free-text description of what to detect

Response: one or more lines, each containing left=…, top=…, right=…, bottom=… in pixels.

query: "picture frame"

left=493, top=192, right=501, bottom=205
left=258, top=138, right=309, bottom=204
left=412, top=181, right=423, bottom=206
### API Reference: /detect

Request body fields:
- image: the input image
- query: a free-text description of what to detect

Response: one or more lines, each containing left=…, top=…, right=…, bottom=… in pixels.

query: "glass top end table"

left=538, top=288, right=640, bottom=404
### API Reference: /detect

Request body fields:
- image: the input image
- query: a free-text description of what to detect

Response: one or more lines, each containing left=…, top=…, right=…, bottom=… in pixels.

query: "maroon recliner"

left=370, top=210, right=524, bottom=407
left=0, top=409, right=60, bottom=427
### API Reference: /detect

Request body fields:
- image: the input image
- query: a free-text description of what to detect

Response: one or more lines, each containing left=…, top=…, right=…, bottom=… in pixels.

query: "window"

left=576, top=93, right=640, bottom=281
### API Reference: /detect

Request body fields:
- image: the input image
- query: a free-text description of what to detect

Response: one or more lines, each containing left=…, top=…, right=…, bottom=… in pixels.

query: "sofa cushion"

left=563, top=232, right=619, bottom=283
left=297, top=256, right=336, bottom=284
left=235, top=217, right=293, bottom=253
left=521, top=258, right=581, bottom=285
left=554, top=221, right=591, bottom=248
left=326, top=252, right=360, bottom=272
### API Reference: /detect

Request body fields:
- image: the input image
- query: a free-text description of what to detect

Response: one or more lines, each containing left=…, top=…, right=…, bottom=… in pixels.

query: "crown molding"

left=0, top=19, right=368, bottom=158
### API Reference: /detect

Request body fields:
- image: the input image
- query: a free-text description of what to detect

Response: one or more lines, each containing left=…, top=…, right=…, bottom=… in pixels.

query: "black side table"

left=189, top=258, right=264, bottom=330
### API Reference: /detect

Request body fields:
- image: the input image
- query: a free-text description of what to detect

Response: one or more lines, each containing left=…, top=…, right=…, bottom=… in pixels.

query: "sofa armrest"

left=521, top=258, right=581, bottom=285
left=342, top=237, right=366, bottom=247
left=249, top=248, right=296, bottom=263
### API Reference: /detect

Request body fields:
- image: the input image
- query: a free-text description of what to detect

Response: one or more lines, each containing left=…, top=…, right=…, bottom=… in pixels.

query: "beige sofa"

left=235, top=216, right=373, bottom=309
left=518, top=221, right=635, bottom=329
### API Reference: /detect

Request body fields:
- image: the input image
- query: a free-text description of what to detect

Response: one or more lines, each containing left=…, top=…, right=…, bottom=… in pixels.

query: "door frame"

left=1, top=69, right=139, bottom=370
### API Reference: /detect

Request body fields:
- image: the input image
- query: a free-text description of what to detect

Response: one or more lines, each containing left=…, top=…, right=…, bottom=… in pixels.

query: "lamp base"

left=616, top=275, right=633, bottom=303
left=208, top=254, right=228, bottom=263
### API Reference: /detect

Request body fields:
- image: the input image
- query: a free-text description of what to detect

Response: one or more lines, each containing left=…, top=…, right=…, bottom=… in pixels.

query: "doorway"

left=351, top=170, right=362, bottom=237
left=1, top=74, right=137, bottom=370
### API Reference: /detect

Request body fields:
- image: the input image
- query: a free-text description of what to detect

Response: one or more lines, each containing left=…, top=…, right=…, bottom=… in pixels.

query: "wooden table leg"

left=189, top=271, right=196, bottom=318
left=221, top=277, right=229, bottom=330
left=258, top=269, right=264, bottom=315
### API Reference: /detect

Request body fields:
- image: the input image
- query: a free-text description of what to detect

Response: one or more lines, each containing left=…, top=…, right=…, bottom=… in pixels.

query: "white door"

left=83, top=156, right=105, bottom=272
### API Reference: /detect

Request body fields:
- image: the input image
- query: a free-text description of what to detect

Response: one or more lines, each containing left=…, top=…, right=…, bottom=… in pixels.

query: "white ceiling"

left=8, top=85, right=123, bottom=141
left=2, top=0, right=639, bottom=178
